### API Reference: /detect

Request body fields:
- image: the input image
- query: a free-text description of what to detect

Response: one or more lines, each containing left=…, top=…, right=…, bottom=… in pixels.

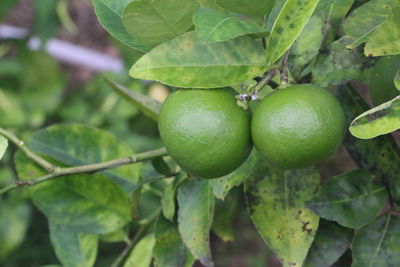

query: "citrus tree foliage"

left=1, top=0, right=400, bottom=267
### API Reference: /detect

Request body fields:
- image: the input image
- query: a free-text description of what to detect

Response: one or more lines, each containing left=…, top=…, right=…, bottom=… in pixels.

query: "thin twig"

left=279, top=51, right=290, bottom=84
left=0, top=127, right=57, bottom=172
left=253, top=69, right=278, bottom=93
left=110, top=225, right=147, bottom=267
left=0, top=147, right=169, bottom=196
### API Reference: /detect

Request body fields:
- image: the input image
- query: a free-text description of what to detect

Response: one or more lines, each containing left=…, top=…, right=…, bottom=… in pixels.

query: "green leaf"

left=312, top=38, right=367, bottom=87
left=151, top=157, right=172, bottom=176
left=307, top=169, right=387, bottom=229
left=365, top=7, right=400, bottom=57
left=216, top=0, right=274, bottom=18
left=178, top=180, right=215, bottom=267
left=314, top=0, right=355, bottom=33
left=304, top=220, right=353, bottom=267
left=343, top=0, right=399, bottom=49
left=99, top=227, right=128, bottom=243
left=193, top=8, right=268, bottom=44
left=196, top=0, right=223, bottom=9
left=396, top=69, right=400, bottom=90
left=123, top=234, right=155, bottom=267
left=210, top=149, right=259, bottom=200
left=130, top=31, right=268, bottom=88
left=265, top=0, right=319, bottom=65
left=105, top=77, right=161, bottom=122
left=49, top=222, right=98, bottom=267
left=289, top=15, right=324, bottom=78
left=0, top=136, right=7, bottom=161
left=154, top=215, right=195, bottom=267
left=352, top=214, right=400, bottom=267
left=212, top=189, right=238, bottom=242
left=266, top=0, right=286, bottom=31
left=338, top=84, right=400, bottom=205
left=350, top=96, right=400, bottom=139
left=29, top=123, right=141, bottom=193
left=93, top=0, right=151, bottom=52
left=32, top=0, right=60, bottom=42
left=245, top=165, right=320, bottom=267
left=123, top=0, right=199, bottom=47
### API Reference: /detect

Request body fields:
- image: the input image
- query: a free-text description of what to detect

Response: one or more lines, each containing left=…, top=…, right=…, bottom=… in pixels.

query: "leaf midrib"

left=310, top=187, right=385, bottom=206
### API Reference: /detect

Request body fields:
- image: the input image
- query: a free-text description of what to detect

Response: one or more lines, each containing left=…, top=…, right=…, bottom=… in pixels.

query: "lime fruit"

left=158, top=88, right=252, bottom=179
left=251, top=84, right=345, bottom=170
left=369, top=55, right=400, bottom=106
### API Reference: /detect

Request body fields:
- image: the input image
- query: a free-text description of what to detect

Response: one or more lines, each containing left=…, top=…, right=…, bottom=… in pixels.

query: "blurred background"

left=0, top=1, right=285, bottom=266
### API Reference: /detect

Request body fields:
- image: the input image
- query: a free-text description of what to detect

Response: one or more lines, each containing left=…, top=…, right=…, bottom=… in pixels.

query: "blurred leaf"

left=99, top=227, right=128, bottom=243
left=308, top=170, right=387, bottom=228
left=105, top=77, right=161, bottom=122
left=314, top=0, right=355, bottom=34
left=350, top=96, right=400, bottom=139
left=338, top=84, right=400, bottom=204
left=212, top=189, right=238, bottom=242
left=312, top=38, right=367, bottom=86
left=343, top=0, right=399, bottom=49
left=196, top=0, right=222, bottom=9
left=364, top=7, right=400, bottom=56
left=93, top=0, right=151, bottom=52
left=289, top=15, right=324, bottom=78
left=193, top=8, right=267, bottom=44
left=304, top=220, right=353, bottom=267
left=178, top=180, right=215, bottom=267
left=396, top=69, right=400, bottom=89
left=245, top=165, right=320, bottom=267
left=266, top=0, right=286, bottom=31
left=151, top=157, right=172, bottom=176
left=210, top=149, right=259, bottom=200
left=216, top=0, right=274, bottom=18
left=352, top=214, right=400, bottom=266
left=123, top=0, right=199, bottom=47
left=0, top=200, right=31, bottom=261
left=0, top=0, right=18, bottom=20
left=331, top=250, right=352, bottom=267
left=32, top=0, right=60, bottom=42
left=154, top=215, right=195, bottom=267
left=49, top=222, right=98, bottom=267
left=137, top=186, right=162, bottom=225
left=265, top=0, right=319, bottom=66
left=130, top=31, right=268, bottom=88
left=123, top=234, right=155, bottom=267
left=0, top=136, right=7, bottom=161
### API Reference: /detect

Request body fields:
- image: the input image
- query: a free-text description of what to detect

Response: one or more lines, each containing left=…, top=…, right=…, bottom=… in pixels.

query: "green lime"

left=251, top=84, right=345, bottom=170
left=369, top=55, right=400, bottom=106
left=158, top=88, right=252, bottom=179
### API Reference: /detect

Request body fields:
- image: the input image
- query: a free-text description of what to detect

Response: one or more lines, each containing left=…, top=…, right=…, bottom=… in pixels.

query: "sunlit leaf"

left=216, top=0, right=274, bottom=18
left=123, top=234, right=155, bottom=267
left=0, top=136, right=7, bottom=161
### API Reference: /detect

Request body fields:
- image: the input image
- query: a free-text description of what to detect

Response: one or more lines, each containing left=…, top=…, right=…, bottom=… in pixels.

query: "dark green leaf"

left=154, top=215, right=195, bottom=267
left=350, top=96, right=400, bottom=139
left=352, top=214, right=400, bottom=266
left=123, top=234, right=155, bottom=267
left=395, top=69, right=400, bottom=89
left=304, top=220, right=353, bottom=267
left=308, top=169, right=387, bottom=228
left=245, top=165, right=320, bottom=267
left=32, top=0, right=60, bottom=42
left=331, top=250, right=352, bottom=267
left=193, top=8, right=267, bottom=44
left=130, top=31, right=268, bottom=88
left=49, top=222, right=98, bottom=267
left=151, top=157, right=172, bottom=176
left=212, top=189, right=238, bottom=242
left=216, top=0, right=274, bottom=18
left=178, top=180, right=215, bottom=267
left=265, top=0, right=320, bottom=65
left=0, top=136, right=7, bottom=161
left=123, top=0, right=199, bottom=47
left=314, top=0, right=355, bottom=33
left=93, top=0, right=151, bottom=52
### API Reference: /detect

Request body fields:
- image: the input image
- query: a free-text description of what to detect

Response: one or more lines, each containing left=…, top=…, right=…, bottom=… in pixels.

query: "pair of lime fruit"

left=158, top=84, right=346, bottom=179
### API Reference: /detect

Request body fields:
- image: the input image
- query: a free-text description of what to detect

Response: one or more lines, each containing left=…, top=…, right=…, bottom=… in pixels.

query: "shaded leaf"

left=245, top=165, right=320, bottom=267
left=161, top=174, right=187, bottom=221
left=154, top=215, right=195, bottom=267
left=130, top=31, right=268, bottom=88
left=314, top=0, right=355, bottom=33
left=99, top=227, right=128, bottom=243
left=308, top=169, right=387, bottom=228
left=178, top=180, right=215, bottom=267
left=0, top=136, right=7, bottom=161
left=365, top=7, right=400, bottom=57
left=93, top=0, right=151, bottom=52
left=338, top=85, right=400, bottom=205
left=343, top=0, right=399, bottom=49
left=350, top=96, right=400, bottom=139
left=49, top=222, right=98, bottom=267
left=193, top=8, right=267, bottom=44
left=216, top=0, right=274, bottom=18
left=352, top=214, right=400, bottom=267
left=105, top=77, right=161, bottom=122
left=304, top=220, right=353, bottom=267
left=212, top=189, right=238, bottom=242
left=123, top=0, right=199, bottom=47
left=151, top=157, right=172, bottom=176
left=123, top=234, right=155, bottom=267
left=395, top=69, right=400, bottom=90
left=331, top=250, right=352, bottom=267
left=265, top=0, right=319, bottom=65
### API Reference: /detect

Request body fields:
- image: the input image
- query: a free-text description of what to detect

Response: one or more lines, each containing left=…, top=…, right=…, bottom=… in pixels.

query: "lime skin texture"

left=251, top=84, right=346, bottom=170
left=369, top=55, right=400, bottom=106
left=158, top=88, right=252, bottom=179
